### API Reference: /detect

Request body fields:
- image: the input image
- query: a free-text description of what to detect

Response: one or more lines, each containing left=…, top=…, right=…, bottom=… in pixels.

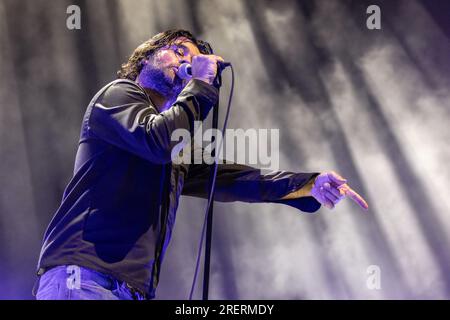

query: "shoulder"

left=97, top=79, right=150, bottom=107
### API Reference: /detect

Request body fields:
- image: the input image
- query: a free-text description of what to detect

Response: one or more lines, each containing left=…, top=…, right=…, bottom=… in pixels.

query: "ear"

left=140, top=58, right=148, bottom=68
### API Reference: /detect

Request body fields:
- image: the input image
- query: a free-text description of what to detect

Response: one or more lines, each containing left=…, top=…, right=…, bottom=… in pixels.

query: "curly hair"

left=117, top=29, right=213, bottom=81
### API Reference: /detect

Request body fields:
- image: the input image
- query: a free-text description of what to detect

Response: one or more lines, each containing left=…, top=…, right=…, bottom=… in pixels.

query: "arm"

left=86, top=79, right=217, bottom=164
left=182, top=151, right=369, bottom=213
left=280, top=176, right=315, bottom=199
left=182, top=156, right=322, bottom=213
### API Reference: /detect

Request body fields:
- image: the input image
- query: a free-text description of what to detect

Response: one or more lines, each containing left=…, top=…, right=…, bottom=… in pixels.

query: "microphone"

left=177, top=63, right=193, bottom=80
left=177, top=61, right=231, bottom=80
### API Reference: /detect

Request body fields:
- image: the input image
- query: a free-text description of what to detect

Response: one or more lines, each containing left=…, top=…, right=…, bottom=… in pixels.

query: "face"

left=137, top=37, right=201, bottom=97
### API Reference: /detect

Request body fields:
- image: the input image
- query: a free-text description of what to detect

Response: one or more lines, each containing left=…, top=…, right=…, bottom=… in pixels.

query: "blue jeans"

left=34, top=265, right=147, bottom=300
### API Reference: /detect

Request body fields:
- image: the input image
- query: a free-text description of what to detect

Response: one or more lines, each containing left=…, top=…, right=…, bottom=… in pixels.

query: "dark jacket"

left=36, top=78, right=321, bottom=298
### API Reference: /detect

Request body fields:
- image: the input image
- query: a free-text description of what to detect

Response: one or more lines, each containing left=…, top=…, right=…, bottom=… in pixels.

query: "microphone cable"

left=188, top=64, right=235, bottom=300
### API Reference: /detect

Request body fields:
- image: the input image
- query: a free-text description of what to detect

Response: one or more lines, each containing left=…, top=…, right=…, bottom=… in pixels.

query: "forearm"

left=183, top=163, right=318, bottom=202
left=89, top=79, right=218, bottom=164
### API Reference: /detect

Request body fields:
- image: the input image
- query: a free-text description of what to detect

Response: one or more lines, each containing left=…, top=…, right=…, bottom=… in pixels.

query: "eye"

left=175, top=47, right=185, bottom=56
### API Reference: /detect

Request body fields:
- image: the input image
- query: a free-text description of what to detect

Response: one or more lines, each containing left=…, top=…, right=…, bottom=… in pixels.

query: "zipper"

left=151, top=162, right=172, bottom=290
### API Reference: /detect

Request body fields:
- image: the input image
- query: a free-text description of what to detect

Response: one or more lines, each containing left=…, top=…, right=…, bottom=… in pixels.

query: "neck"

left=136, top=82, right=174, bottom=113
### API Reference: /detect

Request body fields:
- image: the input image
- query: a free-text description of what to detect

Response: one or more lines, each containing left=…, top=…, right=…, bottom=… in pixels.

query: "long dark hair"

left=117, top=29, right=212, bottom=80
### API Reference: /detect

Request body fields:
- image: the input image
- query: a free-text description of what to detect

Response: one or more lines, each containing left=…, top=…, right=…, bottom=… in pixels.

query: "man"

left=34, top=29, right=368, bottom=300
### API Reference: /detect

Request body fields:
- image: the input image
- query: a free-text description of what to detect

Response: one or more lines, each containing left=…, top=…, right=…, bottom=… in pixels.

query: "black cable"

left=189, top=64, right=235, bottom=300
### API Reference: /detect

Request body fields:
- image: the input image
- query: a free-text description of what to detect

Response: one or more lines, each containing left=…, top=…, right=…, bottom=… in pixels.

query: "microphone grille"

left=177, top=63, right=192, bottom=80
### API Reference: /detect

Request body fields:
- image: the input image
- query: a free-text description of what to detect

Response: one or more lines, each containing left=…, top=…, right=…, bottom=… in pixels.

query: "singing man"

left=34, top=29, right=368, bottom=300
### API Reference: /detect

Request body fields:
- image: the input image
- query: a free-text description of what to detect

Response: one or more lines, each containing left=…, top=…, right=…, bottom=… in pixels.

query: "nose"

left=180, top=51, right=198, bottom=65
left=179, top=57, right=190, bottom=65
left=177, top=56, right=193, bottom=69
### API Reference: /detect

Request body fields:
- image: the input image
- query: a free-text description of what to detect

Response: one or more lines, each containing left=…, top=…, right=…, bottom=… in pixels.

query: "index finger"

left=210, top=54, right=224, bottom=63
left=341, top=186, right=369, bottom=211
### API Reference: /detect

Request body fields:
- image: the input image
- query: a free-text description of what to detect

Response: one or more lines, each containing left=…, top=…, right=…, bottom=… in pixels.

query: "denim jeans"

left=34, top=265, right=147, bottom=300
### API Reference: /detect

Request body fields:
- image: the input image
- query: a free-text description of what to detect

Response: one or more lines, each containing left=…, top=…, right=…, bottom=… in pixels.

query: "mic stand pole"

left=202, top=72, right=222, bottom=300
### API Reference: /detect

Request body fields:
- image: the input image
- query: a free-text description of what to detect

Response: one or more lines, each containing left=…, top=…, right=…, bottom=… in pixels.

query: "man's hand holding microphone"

left=177, top=54, right=226, bottom=85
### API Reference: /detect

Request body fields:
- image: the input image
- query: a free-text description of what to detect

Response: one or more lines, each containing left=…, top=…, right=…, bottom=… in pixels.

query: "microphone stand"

left=202, top=72, right=222, bottom=300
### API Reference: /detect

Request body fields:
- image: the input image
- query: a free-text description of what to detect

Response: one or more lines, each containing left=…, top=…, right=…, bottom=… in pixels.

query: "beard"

left=138, top=62, right=183, bottom=99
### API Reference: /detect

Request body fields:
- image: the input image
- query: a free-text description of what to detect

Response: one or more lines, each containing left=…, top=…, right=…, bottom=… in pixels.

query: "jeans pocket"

left=70, top=280, right=118, bottom=300
left=36, top=283, right=60, bottom=300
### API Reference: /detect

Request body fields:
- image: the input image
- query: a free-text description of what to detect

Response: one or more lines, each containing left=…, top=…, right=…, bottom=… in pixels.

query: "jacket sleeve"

left=182, top=156, right=322, bottom=213
left=85, top=79, right=218, bottom=164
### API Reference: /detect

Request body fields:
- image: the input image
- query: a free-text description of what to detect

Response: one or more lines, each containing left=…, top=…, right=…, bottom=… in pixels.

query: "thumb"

left=328, top=172, right=347, bottom=186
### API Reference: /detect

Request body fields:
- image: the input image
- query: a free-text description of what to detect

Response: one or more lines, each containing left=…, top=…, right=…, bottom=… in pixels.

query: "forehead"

left=171, top=37, right=200, bottom=54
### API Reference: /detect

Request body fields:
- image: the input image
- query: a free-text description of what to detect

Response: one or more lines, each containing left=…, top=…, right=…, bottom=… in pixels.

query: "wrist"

left=302, top=177, right=315, bottom=197
left=193, top=76, right=212, bottom=85
left=281, top=177, right=315, bottom=200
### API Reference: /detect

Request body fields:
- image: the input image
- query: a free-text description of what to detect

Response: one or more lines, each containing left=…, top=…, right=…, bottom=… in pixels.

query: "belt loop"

left=32, top=267, right=47, bottom=297
left=37, top=268, right=46, bottom=276
left=31, top=276, right=41, bottom=297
